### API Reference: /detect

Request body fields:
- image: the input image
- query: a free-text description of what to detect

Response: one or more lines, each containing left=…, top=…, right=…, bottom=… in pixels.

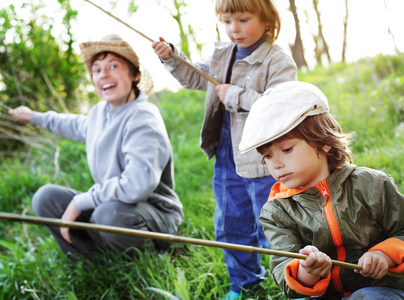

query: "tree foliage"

left=0, top=1, right=89, bottom=151
left=1, top=0, right=403, bottom=154
left=0, top=1, right=91, bottom=112
left=154, top=0, right=204, bottom=60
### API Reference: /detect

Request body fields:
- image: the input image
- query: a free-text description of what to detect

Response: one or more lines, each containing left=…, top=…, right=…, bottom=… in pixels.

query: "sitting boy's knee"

left=91, top=201, right=145, bottom=229
left=32, top=184, right=57, bottom=215
left=91, top=201, right=121, bottom=226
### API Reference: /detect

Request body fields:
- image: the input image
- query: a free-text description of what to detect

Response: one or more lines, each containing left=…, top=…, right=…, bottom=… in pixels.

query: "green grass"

left=1, top=53, right=404, bottom=299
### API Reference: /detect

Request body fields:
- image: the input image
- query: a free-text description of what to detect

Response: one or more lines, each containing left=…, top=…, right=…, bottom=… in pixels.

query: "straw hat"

left=79, top=34, right=153, bottom=95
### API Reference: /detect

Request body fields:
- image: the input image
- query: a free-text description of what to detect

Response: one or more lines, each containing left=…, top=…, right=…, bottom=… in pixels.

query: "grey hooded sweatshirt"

left=30, top=92, right=183, bottom=224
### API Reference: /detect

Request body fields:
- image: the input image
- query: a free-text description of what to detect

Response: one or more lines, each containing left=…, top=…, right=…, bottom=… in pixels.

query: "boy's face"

left=91, top=53, right=139, bottom=107
left=221, top=11, right=269, bottom=48
left=261, top=138, right=330, bottom=189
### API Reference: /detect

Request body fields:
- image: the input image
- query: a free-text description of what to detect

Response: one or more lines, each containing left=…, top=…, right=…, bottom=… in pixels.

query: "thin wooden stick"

left=0, top=212, right=403, bottom=279
left=83, top=0, right=220, bottom=86
left=0, top=101, right=11, bottom=111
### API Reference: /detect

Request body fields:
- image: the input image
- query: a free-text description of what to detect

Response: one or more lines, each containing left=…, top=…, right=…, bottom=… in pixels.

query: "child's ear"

left=323, top=145, right=331, bottom=153
left=133, top=73, right=140, bottom=83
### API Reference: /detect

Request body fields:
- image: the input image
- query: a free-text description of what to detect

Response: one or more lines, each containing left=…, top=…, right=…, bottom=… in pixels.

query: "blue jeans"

left=213, top=124, right=276, bottom=293
left=342, top=287, right=404, bottom=299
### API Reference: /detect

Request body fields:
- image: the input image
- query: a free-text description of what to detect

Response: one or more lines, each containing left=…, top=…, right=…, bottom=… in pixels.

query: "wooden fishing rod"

left=83, top=0, right=220, bottom=86
left=0, top=212, right=403, bottom=279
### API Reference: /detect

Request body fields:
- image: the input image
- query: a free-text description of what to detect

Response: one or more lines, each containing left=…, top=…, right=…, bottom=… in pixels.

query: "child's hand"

left=151, top=37, right=172, bottom=60
left=8, top=106, right=32, bottom=125
left=297, top=246, right=332, bottom=287
left=215, top=84, right=232, bottom=103
left=355, top=251, right=395, bottom=279
left=60, top=200, right=81, bottom=244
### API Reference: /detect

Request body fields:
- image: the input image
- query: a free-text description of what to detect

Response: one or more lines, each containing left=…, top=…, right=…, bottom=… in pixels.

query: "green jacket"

left=259, top=164, right=404, bottom=299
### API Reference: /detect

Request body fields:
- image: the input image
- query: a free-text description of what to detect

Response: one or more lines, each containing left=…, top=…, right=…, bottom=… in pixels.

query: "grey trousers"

left=32, top=184, right=181, bottom=260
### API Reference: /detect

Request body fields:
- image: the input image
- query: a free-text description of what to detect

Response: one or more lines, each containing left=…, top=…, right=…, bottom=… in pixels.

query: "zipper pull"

left=317, top=181, right=329, bottom=204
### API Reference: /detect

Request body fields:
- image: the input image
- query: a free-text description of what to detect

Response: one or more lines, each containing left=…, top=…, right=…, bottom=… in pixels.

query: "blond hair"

left=215, top=0, right=281, bottom=43
left=257, top=113, right=355, bottom=174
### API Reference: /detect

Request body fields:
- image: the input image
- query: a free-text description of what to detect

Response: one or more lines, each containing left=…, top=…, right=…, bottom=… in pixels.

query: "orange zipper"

left=317, top=180, right=345, bottom=294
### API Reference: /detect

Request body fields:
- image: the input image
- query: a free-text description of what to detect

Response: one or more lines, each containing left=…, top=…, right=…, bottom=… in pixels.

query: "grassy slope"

left=0, top=54, right=404, bottom=299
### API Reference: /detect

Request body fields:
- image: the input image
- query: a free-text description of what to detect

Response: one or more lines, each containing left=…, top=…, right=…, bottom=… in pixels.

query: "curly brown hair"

left=257, top=113, right=355, bottom=174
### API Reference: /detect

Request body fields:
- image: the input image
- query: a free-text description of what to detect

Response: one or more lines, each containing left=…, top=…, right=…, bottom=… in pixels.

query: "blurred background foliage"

left=0, top=0, right=404, bottom=298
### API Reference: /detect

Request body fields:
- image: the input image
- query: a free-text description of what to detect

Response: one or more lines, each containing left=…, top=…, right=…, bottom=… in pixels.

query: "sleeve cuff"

left=224, top=86, right=243, bottom=113
left=369, top=237, right=404, bottom=273
left=285, top=259, right=331, bottom=296
left=30, top=111, right=50, bottom=126
left=73, top=192, right=94, bottom=212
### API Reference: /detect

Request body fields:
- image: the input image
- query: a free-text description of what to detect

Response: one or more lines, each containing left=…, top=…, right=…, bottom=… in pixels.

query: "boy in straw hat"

left=9, top=34, right=184, bottom=260
left=239, top=81, right=404, bottom=299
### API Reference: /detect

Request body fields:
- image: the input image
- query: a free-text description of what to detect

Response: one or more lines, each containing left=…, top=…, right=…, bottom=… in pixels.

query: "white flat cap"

left=239, top=81, right=329, bottom=154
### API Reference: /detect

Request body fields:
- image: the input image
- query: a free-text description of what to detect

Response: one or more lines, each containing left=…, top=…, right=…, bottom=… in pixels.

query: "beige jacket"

left=163, top=40, right=297, bottom=178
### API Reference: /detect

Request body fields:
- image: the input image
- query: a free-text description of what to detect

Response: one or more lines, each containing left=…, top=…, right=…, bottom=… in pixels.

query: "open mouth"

left=102, top=83, right=116, bottom=91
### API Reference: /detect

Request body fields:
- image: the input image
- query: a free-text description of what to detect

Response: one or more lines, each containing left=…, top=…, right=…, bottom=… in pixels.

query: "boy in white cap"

left=239, top=81, right=404, bottom=299
left=9, top=34, right=184, bottom=260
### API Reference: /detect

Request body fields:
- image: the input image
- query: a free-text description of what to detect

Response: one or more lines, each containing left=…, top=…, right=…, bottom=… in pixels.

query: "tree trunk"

left=341, top=0, right=349, bottom=62
left=383, top=0, right=401, bottom=54
left=172, top=0, right=191, bottom=58
left=157, top=0, right=204, bottom=59
left=312, top=0, right=331, bottom=65
left=289, top=0, right=307, bottom=68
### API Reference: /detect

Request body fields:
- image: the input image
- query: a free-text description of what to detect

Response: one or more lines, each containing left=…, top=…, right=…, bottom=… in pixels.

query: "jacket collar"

left=268, top=163, right=357, bottom=201
left=268, top=182, right=307, bottom=200
left=214, top=39, right=274, bottom=64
